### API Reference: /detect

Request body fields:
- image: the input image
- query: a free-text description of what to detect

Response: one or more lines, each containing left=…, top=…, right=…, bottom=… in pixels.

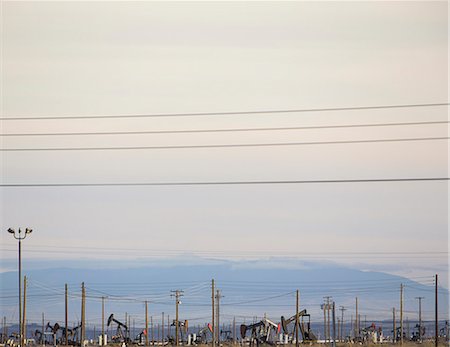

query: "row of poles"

left=5, top=275, right=445, bottom=347
left=6, top=228, right=443, bottom=347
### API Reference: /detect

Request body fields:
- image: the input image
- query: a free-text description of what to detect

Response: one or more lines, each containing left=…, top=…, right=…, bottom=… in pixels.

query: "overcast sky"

left=0, top=2, right=448, bottom=286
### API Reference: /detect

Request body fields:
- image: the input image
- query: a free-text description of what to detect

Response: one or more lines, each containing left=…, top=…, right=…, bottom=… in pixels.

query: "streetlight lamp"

left=7, top=228, right=33, bottom=347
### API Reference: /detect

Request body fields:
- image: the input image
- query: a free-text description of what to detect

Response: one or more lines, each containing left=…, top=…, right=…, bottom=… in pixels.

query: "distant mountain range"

left=1, top=259, right=448, bottom=340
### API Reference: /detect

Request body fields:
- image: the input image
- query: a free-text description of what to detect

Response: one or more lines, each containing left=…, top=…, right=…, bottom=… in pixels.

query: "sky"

left=0, top=1, right=448, bottom=290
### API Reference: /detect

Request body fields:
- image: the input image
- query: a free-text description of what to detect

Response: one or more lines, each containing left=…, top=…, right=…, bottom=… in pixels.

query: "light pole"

left=7, top=228, right=33, bottom=347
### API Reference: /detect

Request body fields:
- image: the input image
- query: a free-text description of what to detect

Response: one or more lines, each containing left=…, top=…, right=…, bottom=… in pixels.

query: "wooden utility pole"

left=323, top=303, right=327, bottom=342
left=393, top=308, right=396, bottom=343
left=339, top=306, right=346, bottom=341
left=162, top=312, right=165, bottom=345
left=216, top=290, right=222, bottom=346
left=42, top=313, right=45, bottom=345
left=332, top=302, right=336, bottom=347
left=65, top=284, right=68, bottom=346
left=81, top=282, right=86, bottom=346
left=101, top=297, right=105, bottom=346
left=233, top=317, right=236, bottom=345
left=22, top=276, right=27, bottom=347
left=171, top=290, right=184, bottom=346
left=151, top=316, right=154, bottom=346
left=295, top=290, right=299, bottom=347
left=212, top=279, right=215, bottom=347
left=327, top=298, right=331, bottom=345
left=415, top=297, right=424, bottom=341
left=400, top=284, right=403, bottom=346
left=435, top=274, right=438, bottom=347
left=145, top=301, right=149, bottom=346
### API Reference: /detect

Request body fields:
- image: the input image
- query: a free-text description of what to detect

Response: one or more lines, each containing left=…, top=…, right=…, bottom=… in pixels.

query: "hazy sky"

left=1, top=2, right=448, bottom=285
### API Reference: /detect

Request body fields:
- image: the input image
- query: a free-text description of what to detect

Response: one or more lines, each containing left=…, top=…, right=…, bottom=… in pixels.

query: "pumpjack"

left=240, top=318, right=280, bottom=346
left=107, top=314, right=130, bottom=343
left=46, top=322, right=60, bottom=346
left=281, top=310, right=317, bottom=342
left=190, top=324, right=213, bottom=345
left=134, top=330, right=146, bottom=345
left=34, top=330, right=43, bottom=344
left=170, top=320, right=189, bottom=343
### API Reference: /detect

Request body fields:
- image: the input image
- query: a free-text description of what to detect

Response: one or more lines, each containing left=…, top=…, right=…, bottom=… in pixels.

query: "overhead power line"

left=1, top=136, right=448, bottom=152
left=1, top=120, right=448, bottom=137
left=1, top=102, right=448, bottom=121
left=1, top=177, right=448, bottom=187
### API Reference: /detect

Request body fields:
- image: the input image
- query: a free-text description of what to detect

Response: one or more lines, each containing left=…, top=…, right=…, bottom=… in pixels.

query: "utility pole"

left=400, top=284, right=403, bottom=346
left=145, top=301, right=148, bottom=346
left=101, top=297, right=105, bottom=346
left=162, top=312, right=164, bottom=346
left=339, top=306, right=346, bottom=341
left=415, top=297, right=424, bottom=341
left=435, top=274, right=438, bottom=347
left=355, top=297, right=358, bottom=341
left=393, top=308, right=396, bottom=343
left=42, top=313, right=45, bottom=345
left=233, top=317, right=236, bottom=345
left=327, top=298, right=331, bottom=345
left=295, top=290, right=299, bottom=347
left=322, top=302, right=327, bottom=343
left=337, top=319, right=340, bottom=342
left=81, top=282, right=86, bottom=347
left=22, top=276, right=27, bottom=347
left=216, top=290, right=222, bottom=346
left=332, top=302, right=336, bottom=347
left=212, top=280, right=215, bottom=347
left=151, top=316, right=154, bottom=346
left=65, top=284, right=69, bottom=346
left=171, top=290, right=184, bottom=346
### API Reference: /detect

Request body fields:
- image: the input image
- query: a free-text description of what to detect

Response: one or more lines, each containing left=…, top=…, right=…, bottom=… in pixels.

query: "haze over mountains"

left=1, top=259, right=448, bottom=330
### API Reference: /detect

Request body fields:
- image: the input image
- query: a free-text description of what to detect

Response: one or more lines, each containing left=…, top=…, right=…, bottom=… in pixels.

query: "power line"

left=1, top=136, right=448, bottom=152
left=0, top=177, right=448, bottom=187
left=1, top=102, right=448, bottom=121
left=1, top=120, right=448, bottom=137
left=0, top=243, right=446, bottom=256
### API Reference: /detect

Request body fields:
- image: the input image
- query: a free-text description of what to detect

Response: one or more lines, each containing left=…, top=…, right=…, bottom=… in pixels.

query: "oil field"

left=1, top=2, right=449, bottom=347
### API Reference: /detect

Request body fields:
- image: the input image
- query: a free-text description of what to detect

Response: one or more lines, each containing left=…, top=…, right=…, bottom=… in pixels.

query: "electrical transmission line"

left=1, top=120, right=448, bottom=137
left=1, top=136, right=448, bottom=152
left=1, top=177, right=448, bottom=188
left=1, top=102, right=448, bottom=121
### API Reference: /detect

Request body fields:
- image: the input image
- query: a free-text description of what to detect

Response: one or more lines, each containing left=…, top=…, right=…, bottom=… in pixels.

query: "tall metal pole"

left=22, top=276, right=27, bottom=346
left=19, top=238, right=22, bottom=347
left=435, top=274, right=438, bottom=347
left=7, top=228, right=33, bottom=347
